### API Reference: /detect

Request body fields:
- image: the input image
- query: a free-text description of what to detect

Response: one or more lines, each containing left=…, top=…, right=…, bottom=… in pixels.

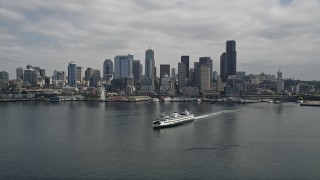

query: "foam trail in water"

left=194, top=110, right=236, bottom=120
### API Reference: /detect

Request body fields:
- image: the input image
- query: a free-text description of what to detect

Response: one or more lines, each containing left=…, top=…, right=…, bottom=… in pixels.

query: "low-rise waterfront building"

left=180, top=87, right=199, bottom=97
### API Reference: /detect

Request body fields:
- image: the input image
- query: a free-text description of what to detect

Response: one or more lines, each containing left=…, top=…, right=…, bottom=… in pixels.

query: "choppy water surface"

left=0, top=102, right=319, bottom=179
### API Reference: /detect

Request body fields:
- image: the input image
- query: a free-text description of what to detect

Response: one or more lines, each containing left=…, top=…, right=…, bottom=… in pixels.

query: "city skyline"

left=1, top=0, right=320, bottom=80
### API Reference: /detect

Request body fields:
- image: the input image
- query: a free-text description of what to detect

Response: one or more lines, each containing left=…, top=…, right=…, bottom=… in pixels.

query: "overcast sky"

left=1, top=0, right=320, bottom=80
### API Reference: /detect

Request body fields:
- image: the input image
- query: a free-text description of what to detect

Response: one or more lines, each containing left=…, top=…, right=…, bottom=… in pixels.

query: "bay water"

left=0, top=102, right=319, bottom=179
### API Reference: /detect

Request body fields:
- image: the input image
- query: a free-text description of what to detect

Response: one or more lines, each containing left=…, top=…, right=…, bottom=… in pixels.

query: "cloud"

left=0, top=0, right=320, bottom=80
left=0, top=7, right=25, bottom=21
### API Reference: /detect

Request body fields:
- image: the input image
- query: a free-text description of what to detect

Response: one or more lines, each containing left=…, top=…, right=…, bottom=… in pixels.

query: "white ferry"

left=153, top=110, right=195, bottom=129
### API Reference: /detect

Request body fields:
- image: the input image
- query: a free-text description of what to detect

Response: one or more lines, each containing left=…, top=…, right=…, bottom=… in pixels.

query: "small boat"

left=273, top=100, right=280, bottom=104
left=162, top=97, right=172, bottom=102
left=152, top=98, right=159, bottom=102
left=153, top=110, right=195, bottom=129
left=295, top=100, right=303, bottom=104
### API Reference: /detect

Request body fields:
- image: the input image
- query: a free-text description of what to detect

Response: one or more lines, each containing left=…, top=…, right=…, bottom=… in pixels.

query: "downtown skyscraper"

left=68, top=61, right=77, bottom=87
left=220, top=52, right=227, bottom=82
left=0, top=71, right=9, bottom=81
left=114, top=54, right=133, bottom=79
left=199, top=64, right=211, bottom=92
left=24, top=69, right=38, bottom=87
left=181, top=56, right=189, bottom=78
left=226, top=40, right=237, bottom=78
left=133, top=60, right=141, bottom=83
left=16, top=67, right=23, bottom=80
left=103, top=59, right=113, bottom=81
left=220, top=40, right=237, bottom=82
left=76, top=66, right=82, bottom=82
left=145, top=48, right=155, bottom=80
left=178, top=62, right=186, bottom=88
left=160, top=64, right=170, bottom=78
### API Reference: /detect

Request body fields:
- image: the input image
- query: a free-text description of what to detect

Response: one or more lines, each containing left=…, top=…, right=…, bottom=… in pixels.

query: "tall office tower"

left=133, top=60, right=141, bottom=83
left=160, top=74, right=170, bottom=94
left=145, top=48, right=155, bottom=79
left=40, top=69, right=45, bottom=78
left=76, top=66, right=83, bottom=82
left=0, top=71, right=9, bottom=81
left=171, top=68, right=176, bottom=77
left=26, top=64, right=33, bottom=69
left=193, top=62, right=199, bottom=88
left=103, top=59, right=113, bottom=81
left=181, top=56, right=189, bottom=78
left=53, top=70, right=66, bottom=80
left=276, top=68, right=284, bottom=93
left=140, top=64, right=143, bottom=77
left=189, top=68, right=194, bottom=86
left=178, top=62, right=186, bottom=88
left=90, top=70, right=100, bottom=87
left=220, top=52, right=227, bottom=82
left=199, top=64, right=211, bottom=92
left=199, top=57, right=213, bottom=88
left=154, top=67, right=157, bottom=79
left=68, top=62, right=77, bottom=87
left=114, top=54, right=133, bottom=79
left=16, top=67, right=24, bottom=80
left=226, top=40, right=237, bottom=78
left=24, top=69, right=38, bottom=86
left=45, top=77, right=52, bottom=85
left=160, top=64, right=170, bottom=78
left=85, top=68, right=93, bottom=81
left=93, top=69, right=101, bottom=80
left=213, top=71, right=218, bottom=82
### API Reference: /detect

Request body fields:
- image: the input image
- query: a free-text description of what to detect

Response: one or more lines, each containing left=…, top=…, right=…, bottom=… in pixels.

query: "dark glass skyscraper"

left=133, top=60, right=141, bottom=83
left=193, top=62, right=199, bottom=88
left=85, top=68, right=93, bottom=81
left=181, top=56, right=189, bottom=78
left=160, top=64, right=170, bottom=78
left=145, top=48, right=155, bottom=79
left=226, top=40, right=237, bottom=78
left=103, top=59, right=113, bottom=81
left=178, top=62, right=186, bottom=88
left=220, top=52, right=227, bottom=82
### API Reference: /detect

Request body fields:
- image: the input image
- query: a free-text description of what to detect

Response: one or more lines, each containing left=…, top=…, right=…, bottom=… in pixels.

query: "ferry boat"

left=153, top=110, right=195, bottom=129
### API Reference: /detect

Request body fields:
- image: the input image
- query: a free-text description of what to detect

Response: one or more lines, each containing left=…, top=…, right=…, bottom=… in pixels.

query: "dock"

left=300, top=101, right=320, bottom=107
